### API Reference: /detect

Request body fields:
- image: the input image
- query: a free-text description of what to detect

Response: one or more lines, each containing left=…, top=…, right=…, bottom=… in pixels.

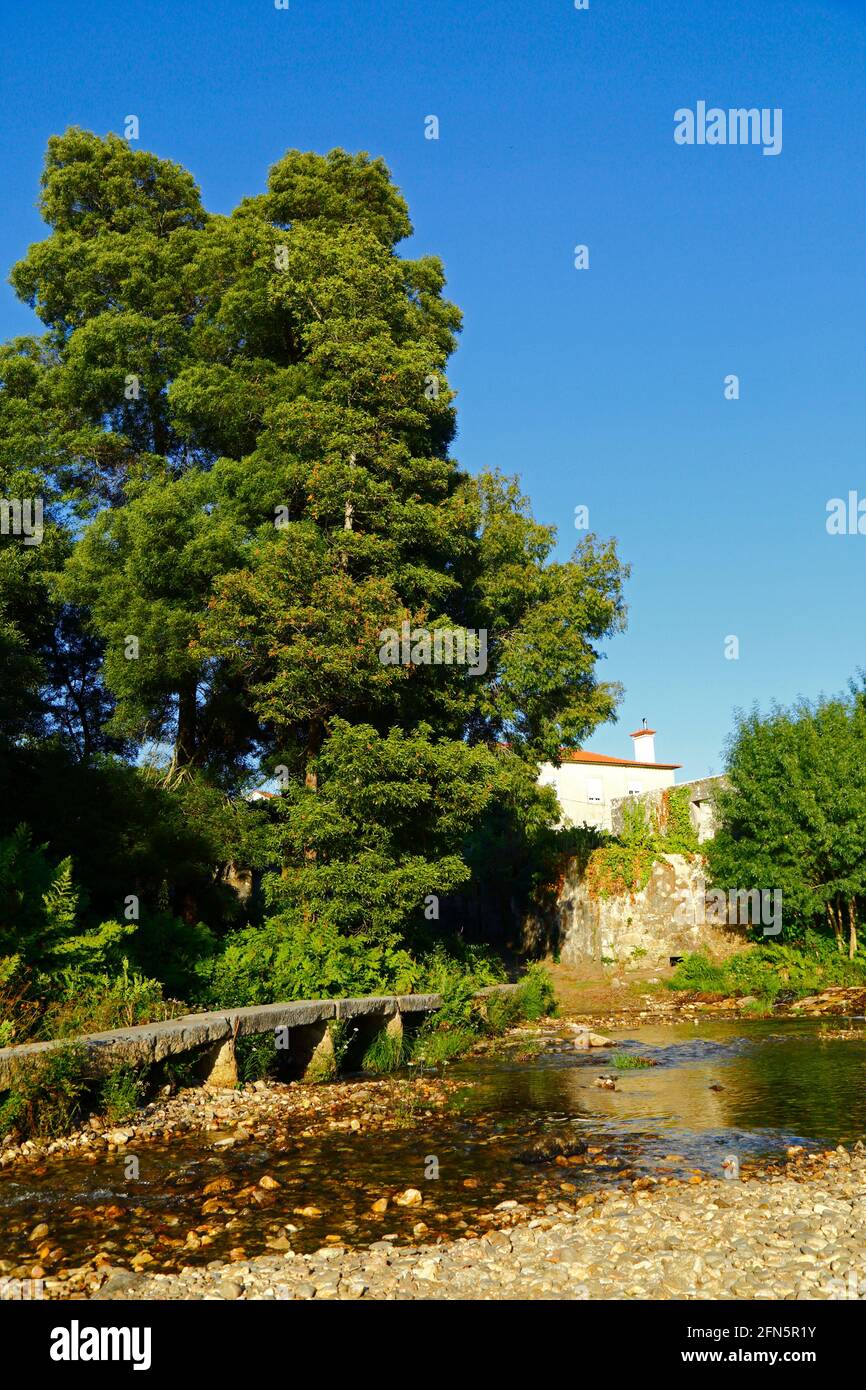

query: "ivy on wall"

left=585, top=787, right=699, bottom=900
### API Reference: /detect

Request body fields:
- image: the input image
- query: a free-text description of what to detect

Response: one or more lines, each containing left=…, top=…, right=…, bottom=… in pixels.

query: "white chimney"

left=630, top=719, right=656, bottom=764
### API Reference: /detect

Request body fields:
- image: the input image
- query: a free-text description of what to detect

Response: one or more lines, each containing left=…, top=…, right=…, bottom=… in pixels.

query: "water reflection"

left=0, top=1018, right=864, bottom=1274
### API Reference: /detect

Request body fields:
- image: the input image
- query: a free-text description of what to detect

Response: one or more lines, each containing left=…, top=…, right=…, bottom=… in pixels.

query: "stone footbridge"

left=0, top=986, right=518, bottom=1090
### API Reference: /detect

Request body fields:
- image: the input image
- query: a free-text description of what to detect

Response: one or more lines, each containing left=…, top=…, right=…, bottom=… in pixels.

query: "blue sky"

left=1, top=0, right=864, bottom=779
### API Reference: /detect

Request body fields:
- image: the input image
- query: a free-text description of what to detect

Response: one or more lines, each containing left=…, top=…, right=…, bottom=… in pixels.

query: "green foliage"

left=0, top=129, right=632, bottom=1028
left=361, top=1030, right=408, bottom=1073
left=411, top=1026, right=477, bottom=1066
left=668, top=936, right=866, bottom=1004
left=586, top=799, right=658, bottom=899
left=235, top=1034, right=281, bottom=1084
left=0, top=1044, right=90, bottom=1139
left=261, top=719, right=496, bottom=940
left=196, top=916, right=420, bottom=1007
left=610, top=1052, right=655, bottom=1070
left=653, top=786, right=699, bottom=855
left=586, top=787, right=698, bottom=899
left=513, top=963, right=556, bottom=1021
left=477, top=967, right=554, bottom=1034
left=40, top=960, right=177, bottom=1038
left=0, top=955, right=39, bottom=1046
left=708, top=692, right=866, bottom=950
left=0, top=826, right=133, bottom=976
left=416, top=943, right=504, bottom=1027
left=99, top=1065, right=143, bottom=1123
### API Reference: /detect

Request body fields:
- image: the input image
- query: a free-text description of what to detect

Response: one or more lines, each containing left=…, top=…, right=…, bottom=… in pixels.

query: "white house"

left=538, top=723, right=680, bottom=832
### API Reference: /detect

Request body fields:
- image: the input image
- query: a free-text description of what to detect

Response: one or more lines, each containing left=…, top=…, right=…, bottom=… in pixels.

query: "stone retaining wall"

left=556, top=853, right=744, bottom=970
left=610, top=776, right=728, bottom=844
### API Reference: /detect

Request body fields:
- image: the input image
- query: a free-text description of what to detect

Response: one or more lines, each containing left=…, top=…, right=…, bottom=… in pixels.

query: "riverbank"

left=88, top=1143, right=866, bottom=1301
left=548, top=961, right=866, bottom=1031
left=4, top=995, right=866, bottom=1301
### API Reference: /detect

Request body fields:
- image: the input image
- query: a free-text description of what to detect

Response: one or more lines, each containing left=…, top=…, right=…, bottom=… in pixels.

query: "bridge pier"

left=202, top=1036, right=238, bottom=1089
left=291, top=1019, right=337, bottom=1082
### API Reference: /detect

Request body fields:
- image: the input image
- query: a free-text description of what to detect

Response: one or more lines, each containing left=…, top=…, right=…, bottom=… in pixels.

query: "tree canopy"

left=0, top=129, right=630, bottom=1015
left=708, top=689, right=866, bottom=957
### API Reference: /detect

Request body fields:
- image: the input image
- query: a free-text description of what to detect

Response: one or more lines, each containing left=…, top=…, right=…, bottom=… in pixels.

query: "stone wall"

left=555, top=852, right=744, bottom=970
left=610, top=775, right=728, bottom=844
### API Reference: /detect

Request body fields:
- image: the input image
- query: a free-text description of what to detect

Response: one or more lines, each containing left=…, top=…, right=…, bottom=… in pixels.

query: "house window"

left=586, top=778, right=603, bottom=804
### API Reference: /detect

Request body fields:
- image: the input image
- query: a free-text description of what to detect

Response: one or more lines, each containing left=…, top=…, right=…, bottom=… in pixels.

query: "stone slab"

left=0, top=984, right=516, bottom=1086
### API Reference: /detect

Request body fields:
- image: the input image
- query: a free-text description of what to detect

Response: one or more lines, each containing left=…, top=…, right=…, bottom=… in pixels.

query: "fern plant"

left=0, top=824, right=133, bottom=975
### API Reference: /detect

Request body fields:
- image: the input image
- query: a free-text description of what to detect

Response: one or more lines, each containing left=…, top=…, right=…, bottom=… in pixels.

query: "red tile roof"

left=560, top=750, right=681, bottom=770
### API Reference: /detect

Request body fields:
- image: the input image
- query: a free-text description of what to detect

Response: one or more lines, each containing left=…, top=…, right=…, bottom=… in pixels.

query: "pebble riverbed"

left=89, top=1145, right=866, bottom=1301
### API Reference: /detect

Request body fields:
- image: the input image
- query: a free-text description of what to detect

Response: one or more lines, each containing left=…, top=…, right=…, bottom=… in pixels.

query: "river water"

left=1, top=1017, right=864, bottom=1275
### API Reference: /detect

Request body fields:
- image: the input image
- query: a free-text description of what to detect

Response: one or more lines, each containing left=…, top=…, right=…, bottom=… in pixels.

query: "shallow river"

left=1, top=1017, right=864, bottom=1275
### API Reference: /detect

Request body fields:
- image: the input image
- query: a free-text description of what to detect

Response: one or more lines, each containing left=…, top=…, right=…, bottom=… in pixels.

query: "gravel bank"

left=91, top=1144, right=866, bottom=1302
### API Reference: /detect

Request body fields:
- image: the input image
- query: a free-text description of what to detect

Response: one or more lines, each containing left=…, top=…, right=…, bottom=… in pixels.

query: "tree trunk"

left=828, top=902, right=844, bottom=954
left=848, top=900, right=858, bottom=962
left=303, top=719, right=324, bottom=870
left=340, top=452, right=355, bottom=568
left=305, top=719, right=323, bottom=792
left=174, top=682, right=198, bottom=769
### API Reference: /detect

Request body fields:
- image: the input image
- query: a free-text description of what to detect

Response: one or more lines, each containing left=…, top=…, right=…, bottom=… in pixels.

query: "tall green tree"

left=4, top=128, right=630, bottom=949
left=709, top=692, right=866, bottom=956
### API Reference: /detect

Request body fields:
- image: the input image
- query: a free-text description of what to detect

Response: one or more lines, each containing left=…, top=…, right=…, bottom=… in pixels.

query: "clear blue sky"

left=2, top=0, right=864, bottom=779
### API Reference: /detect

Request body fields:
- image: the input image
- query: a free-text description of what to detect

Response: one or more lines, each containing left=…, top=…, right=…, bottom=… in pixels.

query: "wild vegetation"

left=585, top=785, right=699, bottom=899
left=0, top=132, right=609, bottom=1103
left=706, top=690, right=866, bottom=958
left=666, top=688, right=866, bottom=999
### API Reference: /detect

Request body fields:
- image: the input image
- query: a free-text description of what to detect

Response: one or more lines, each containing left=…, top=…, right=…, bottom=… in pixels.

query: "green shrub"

left=610, top=1052, right=655, bottom=1070
left=99, top=1065, right=143, bottom=1123
left=361, top=1029, right=407, bottom=1073
left=0, top=1044, right=90, bottom=1138
left=0, top=954, right=39, bottom=1046
left=666, top=952, right=729, bottom=993
left=667, top=935, right=866, bottom=1002
left=411, top=1026, right=477, bottom=1066
left=0, top=826, right=134, bottom=976
left=235, top=1034, right=281, bottom=1084
left=483, top=989, right=523, bottom=1034
left=653, top=786, right=699, bottom=855
left=513, top=963, right=556, bottom=1021
left=40, top=960, right=179, bottom=1038
left=195, top=916, right=420, bottom=1007
left=587, top=789, right=699, bottom=899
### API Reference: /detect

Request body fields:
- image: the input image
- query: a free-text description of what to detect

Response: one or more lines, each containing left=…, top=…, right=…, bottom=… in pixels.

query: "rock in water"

left=516, top=1136, right=588, bottom=1164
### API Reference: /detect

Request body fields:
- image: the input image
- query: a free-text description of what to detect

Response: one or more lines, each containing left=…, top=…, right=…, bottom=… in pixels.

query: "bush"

left=195, top=915, right=421, bottom=1007
left=0, top=1044, right=90, bottom=1139
left=513, top=963, right=556, bottom=1021
left=411, top=1026, right=477, bottom=1066
left=40, top=960, right=180, bottom=1038
left=610, top=1052, right=655, bottom=1070
left=482, top=989, right=523, bottom=1034
left=0, top=825, right=134, bottom=976
left=99, top=1065, right=143, bottom=1123
left=667, top=935, right=866, bottom=1003
left=361, top=1030, right=407, bottom=1073
left=586, top=788, right=699, bottom=899
left=235, top=1034, right=281, bottom=1084
left=0, top=954, right=39, bottom=1046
